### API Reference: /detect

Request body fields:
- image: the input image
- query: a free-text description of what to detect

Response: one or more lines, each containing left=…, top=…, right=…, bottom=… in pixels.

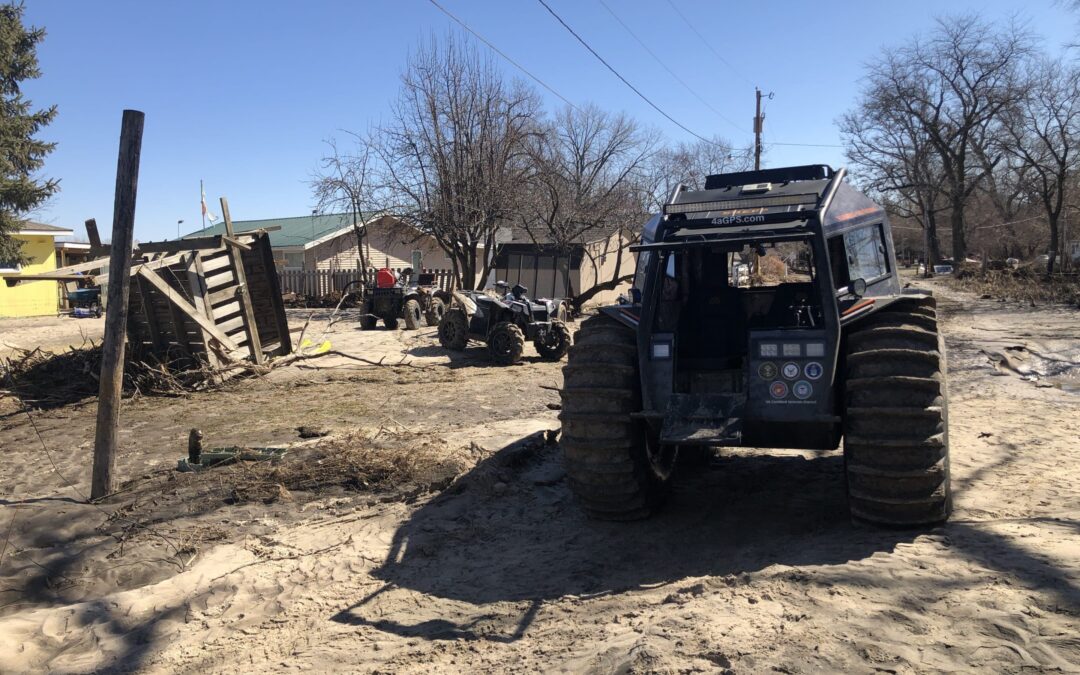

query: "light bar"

left=665, top=193, right=816, bottom=215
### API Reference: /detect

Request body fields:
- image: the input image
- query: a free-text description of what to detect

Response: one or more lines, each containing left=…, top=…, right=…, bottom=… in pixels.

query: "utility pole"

left=754, top=88, right=763, bottom=171
left=753, top=88, right=773, bottom=171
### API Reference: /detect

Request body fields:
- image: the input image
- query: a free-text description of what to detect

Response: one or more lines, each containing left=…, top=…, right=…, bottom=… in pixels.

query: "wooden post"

left=84, top=218, right=105, bottom=258
left=92, top=110, right=144, bottom=501
left=220, top=197, right=264, bottom=364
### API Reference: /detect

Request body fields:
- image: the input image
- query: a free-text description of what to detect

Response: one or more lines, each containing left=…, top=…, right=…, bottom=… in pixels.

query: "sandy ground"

left=0, top=276, right=1078, bottom=674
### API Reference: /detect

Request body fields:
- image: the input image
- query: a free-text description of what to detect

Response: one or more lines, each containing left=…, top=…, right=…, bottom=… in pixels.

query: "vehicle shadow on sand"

left=330, top=431, right=920, bottom=642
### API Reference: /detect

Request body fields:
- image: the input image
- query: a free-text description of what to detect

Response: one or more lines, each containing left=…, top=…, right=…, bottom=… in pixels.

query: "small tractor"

left=438, top=282, right=572, bottom=365
left=560, top=165, right=951, bottom=526
left=360, top=267, right=451, bottom=330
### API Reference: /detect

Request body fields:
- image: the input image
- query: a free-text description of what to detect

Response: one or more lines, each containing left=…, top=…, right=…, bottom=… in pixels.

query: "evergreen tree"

left=0, top=2, right=56, bottom=265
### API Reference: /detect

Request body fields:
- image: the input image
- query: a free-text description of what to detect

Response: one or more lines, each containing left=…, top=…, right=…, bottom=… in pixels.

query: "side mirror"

left=851, top=278, right=867, bottom=297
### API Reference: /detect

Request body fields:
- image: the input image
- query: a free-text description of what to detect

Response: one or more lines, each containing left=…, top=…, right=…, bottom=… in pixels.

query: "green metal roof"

left=183, top=213, right=356, bottom=249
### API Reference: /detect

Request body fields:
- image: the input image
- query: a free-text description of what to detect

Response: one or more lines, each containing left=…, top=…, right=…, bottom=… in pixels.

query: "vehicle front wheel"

left=383, top=316, right=399, bottom=330
left=403, top=299, right=423, bottom=330
left=360, top=315, right=378, bottom=330
left=438, top=308, right=469, bottom=350
left=535, top=319, right=571, bottom=360
left=487, top=321, right=525, bottom=365
left=425, top=297, right=446, bottom=327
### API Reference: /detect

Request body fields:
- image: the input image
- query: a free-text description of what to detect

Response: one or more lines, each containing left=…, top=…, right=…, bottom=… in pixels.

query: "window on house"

left=844, top=224, right=889, bottom=282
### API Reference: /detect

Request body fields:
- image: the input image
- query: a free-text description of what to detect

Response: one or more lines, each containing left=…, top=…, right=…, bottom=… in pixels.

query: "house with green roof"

left=183, top=213, right=455, bottom=272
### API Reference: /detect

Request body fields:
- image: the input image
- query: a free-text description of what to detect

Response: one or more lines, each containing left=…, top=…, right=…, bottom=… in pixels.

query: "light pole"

left=177, top=219, right=184, bottom=241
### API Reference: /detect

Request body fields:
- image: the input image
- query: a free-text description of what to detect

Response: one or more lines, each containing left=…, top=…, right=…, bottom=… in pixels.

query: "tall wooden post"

left=91, top=110, right=145, bottom=501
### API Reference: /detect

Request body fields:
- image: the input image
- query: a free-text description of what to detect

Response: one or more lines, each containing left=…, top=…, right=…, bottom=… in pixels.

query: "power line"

left=427, top=0, right=580, bottom=112
left=767, top=141, right=845, bottom=148
left=596, top=0, right=748, bottom=136
left=536, top=0, right=720, bottom=146
left=663, top=0, right=755, bottom=89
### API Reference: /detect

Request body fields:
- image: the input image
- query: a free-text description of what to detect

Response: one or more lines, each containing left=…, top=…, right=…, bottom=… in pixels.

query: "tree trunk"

left=926, top=210, right=942, bottom=266
left=950, top=198, right=966, bottom=262
left=1046, top=214, right=1059, bottom=277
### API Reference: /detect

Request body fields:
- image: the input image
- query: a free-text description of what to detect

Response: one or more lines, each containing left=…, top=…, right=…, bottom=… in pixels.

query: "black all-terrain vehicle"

left=360, top=267, right=451, bottom=330
left=560, top=165, right=951, bottom=526
left=438, top=283, right=572, bottom=365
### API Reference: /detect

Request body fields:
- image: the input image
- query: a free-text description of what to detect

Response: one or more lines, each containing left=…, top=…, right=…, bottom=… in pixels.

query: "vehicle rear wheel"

left=843, top=295, right=951, bottom=526
left=438, top=308, right=469, bottom=350
left=360, top=315, right=378, bottom=330
left=560, top=315, right=669, bottom=520
left=535, top=319, right=572, bottom=360
left=487, top=321, right=525, bottom=365
left=403, top=298, right=423, bottom=330
left=383, top=316, right=399, bottom=330
left=425, top=297, right=446, bottom=327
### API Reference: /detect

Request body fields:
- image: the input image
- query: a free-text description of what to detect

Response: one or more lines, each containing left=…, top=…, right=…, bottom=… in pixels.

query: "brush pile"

left=950, top=267, right=1080, bottom=307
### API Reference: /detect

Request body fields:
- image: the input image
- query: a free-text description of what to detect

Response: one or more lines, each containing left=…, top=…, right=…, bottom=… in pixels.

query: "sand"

left=0, top=276, right=1077, bottom=673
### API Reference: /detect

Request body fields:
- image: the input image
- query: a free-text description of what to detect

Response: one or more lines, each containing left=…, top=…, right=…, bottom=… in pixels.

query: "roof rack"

left=703, top=164, right=835, bottom=190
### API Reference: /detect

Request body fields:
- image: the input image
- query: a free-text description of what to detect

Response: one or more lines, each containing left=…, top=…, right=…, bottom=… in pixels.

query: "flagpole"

left=200, top=179, right=206, bottom=230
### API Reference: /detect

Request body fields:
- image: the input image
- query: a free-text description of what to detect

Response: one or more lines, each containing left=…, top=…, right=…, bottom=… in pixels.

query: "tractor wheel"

left=535, top=319, right=572, bottom=361
left=360, top=315, right=378, bottom=330
left=403, top=299, right=423, bottom=330
left=487, top=322, right=525, bottom=365
left=438, top=308, right=469, bottom=350
left=560, top=315, right=669, bottom=520
left=843, top=295, right=951, bottom=526
left=425, top=297, right=446, bottom=327
left=383, top=316, right=399, bottom=330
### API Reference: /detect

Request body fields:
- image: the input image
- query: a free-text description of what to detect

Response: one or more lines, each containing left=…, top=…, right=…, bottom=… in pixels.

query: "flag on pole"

left=201, top=184, right=219, bottom=223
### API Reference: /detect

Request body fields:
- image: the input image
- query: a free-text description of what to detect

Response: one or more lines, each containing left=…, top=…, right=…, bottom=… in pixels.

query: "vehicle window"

left=844, top=225, right=888, bottom=282
left=746, top=242, right=813, bottom=287
left=827, top=235, right=848, bottom=289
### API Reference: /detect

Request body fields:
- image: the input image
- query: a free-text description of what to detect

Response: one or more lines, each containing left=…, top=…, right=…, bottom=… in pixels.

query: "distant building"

left=0, top=222, right=74, bottom=317
left=490, top=225, right=634, bottom=304
left=184, top=213, right=455, bottom=271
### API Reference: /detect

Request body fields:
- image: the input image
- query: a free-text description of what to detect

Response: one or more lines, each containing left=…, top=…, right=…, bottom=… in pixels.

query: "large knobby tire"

left=438, top=308, right=469, bottom=350
left=487, top=321, right=525, bottom=365
left=535, top=319, right=572, bottom=361
left=403, top=298, right=423, bottom=330
left=383, top=316, right=399, bottom=330
left=425, top=297, right=446, bottom=327
left=560, top=315, right=668, bottom=520
left=360, top=315, right=378, bottom=330
left=843, top=295, right=952, bottom=526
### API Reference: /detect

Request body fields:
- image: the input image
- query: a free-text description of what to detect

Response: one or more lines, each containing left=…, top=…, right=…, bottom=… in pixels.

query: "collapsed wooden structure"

left=127, top=230, right=291, bottom=366
left=1, top=217, right=292, bottom=368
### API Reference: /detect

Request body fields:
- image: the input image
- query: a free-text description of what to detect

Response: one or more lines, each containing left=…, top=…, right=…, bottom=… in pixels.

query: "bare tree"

left=518, top=103, right=657, bottom=306
left=841, top=83, right=948, bottom=265
left=859, top=15, right=1031, bottom=261
left=311, top=134, right=377, bottom=285
left=371, top=33, right=540, bottom=289
left=1000, top=57, right=1080, bottom=275
left=645, top=136, right=754, bottom=211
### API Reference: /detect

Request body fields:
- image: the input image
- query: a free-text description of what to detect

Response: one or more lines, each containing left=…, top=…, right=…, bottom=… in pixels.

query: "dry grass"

left=951, top=266, right=1080, bottom=307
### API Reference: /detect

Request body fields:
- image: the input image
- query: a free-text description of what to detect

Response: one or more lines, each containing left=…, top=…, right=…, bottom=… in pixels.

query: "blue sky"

left=21, top=0, right=1078, bottom=243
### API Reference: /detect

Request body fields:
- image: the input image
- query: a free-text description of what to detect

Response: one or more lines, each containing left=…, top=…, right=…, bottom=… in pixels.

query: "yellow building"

left=0, top=222, right=75, bottom=317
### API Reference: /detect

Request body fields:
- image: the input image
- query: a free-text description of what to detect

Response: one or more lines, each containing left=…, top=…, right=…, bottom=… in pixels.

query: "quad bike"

left=360, top=267, right=451, bottom=330
left=561, top=164, right=951, bottom=527
left=438, top=282, right=572, bottom=365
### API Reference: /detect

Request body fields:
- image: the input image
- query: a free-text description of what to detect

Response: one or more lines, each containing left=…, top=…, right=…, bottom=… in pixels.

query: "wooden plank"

left=251, top=232, right=291, bottom=354
left=85, top=218, right=106, bottom=257
left=137, top=236, right=224, bottom=254
left=134, top=275, right=165, bottom=352
left=223, top=235, right=251, bottom=251
left=200, top=252, right=232, bottom=273
left=220, top=197, right=264, bottom=364
left=211, top=299, right=241, bottom=318
left=207, top=285, right=239, bottom=305
left=205, top=269, right=236, bottom=290
left=137, top=267, right=239, bottom=352
left=186, top=252, right=220, bottom=368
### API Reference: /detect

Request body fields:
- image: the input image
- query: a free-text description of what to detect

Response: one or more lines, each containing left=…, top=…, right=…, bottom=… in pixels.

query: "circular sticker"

left=781, top=362, right=800, bottom=380
left=758, top=362, right=778, bottom=379
left=770, top=381, right=789, bottom=399
left=804, top=361, right=823, bottom=380
left=792, top=380, right=813, bottom=400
